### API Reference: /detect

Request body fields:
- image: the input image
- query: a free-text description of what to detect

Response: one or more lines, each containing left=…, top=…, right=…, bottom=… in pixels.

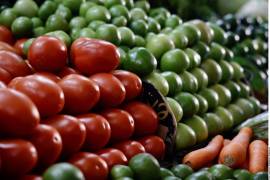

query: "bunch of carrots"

left=182, top=127, right=268, bottom=173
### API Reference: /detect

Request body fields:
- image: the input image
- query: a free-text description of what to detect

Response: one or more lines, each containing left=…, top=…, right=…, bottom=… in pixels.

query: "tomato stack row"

left=0, top=31, right=166, bottom=179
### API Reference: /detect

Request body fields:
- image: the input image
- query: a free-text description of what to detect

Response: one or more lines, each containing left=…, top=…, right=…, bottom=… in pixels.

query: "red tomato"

left=0, top=89, right=39, bottom=137
left=112, top=70, right=142, bottom=100
left=0, top=41, right=18, bottom=54
left=0, top=139, right=37, bottom=178
left=28, top=36, right=67, bottom=72
left=58, top=67, right=80, bottom=78
left=77, top=113, right=111, bottom=151
left=58, top=74, right=100, bottom=114
left=90, top=73, right=126, bottom=107
left=0, top=26, right=13, bottom=44
left=113, top=140, right=145, bottom=160
left=69, top=152, right=108, bottom=180
left=14, top=38, right=27, bottom=56
left=123, top=101, right=158, bottom=137
left=97, top=148, right=128, bottom=170
left=9, top=75, right=65, bottom=118
left=28, top=124, right=62, bottom=169
left=45, top=115, right=86, bottom=157
left=138, top=136, right=165, bottom=159
left=0, top=81, right=6, bottom=88
left=101, top=108, right=134, bottom=142
left=71, top=38, right=120, bottom=75
left=19, top=175, right=42, bottom=180
left=34, top=72, right=61, bottom=82
left=0, top=50, right=32, bottom=77
left=0, top=67, right=13, bottom=84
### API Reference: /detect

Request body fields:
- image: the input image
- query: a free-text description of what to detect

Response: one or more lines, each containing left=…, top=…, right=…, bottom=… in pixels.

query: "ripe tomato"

left=0, top=81, right=6, bottom=88
left=101, top=108, right=134, bottom=142
left=113, top=140, right=145, bottom=160
left=71, top=37, right=120, bottom=75
left=138, top=135, right=165, bottom=159
left=0, top=50, right=32, bottom=77
left=58, top=74, right=100, bottom=114
left=90, top=73, right=126, bottom=107
left=0, top=26, right=13, bottom=44
left=28, top=36, right=67, bottom=72
left=14, top=38, right=27, bottom=56
left=0, top=89, right=39, bottom=137
left=28, top=124, right=62, bottom=169
left=0, top=67, right=13, bottom=84
left=19, top=175, right=42, bottom=180
left=0, top=42, right=18, bottom=54
left=97, top=148, right=128, bottom=170
left=45, top=115, right=86, bottom=158
left=0, top=139, right=37, bottom=178
left=78, top=113, right=111, bottom=151
left=69, top=152, right=108, bottom=180
left=34, top=72, right=61, bottom=82
left=58, top=67, right=80, bottom=78
left=123, top=101, right=158, bottom=137
left=112, top=70, right=142, bottom=100
left=9, top=75, right=65, bottom=118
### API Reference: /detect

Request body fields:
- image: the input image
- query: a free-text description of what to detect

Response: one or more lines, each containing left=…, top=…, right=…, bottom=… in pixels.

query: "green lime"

left=189, top=20, right=214, bottom=44
left=38, top=1, right=57, bottom=21
left=214, top=106, right=234, bottom=131
left=43, top=163, right=84, bottom=180
left=0, top=8, right=17, bottom=28
left=118, top=27, right=135, bottom=47
left=166, top=97, right=183, bottom=122
left=201, top=59, right=222, bottom=85
left=230, top=62, right=244, bottom=81
left=235, top=98, right=255, bottom=119
left=11, top=17, right=33, bottom=37
left=186, top=170, right=213, bottom=180
left=62, top=0, right=82, bottom=13
left=238, top=82, right=251, bottom=98
left=220, top=60, right=234, bottom=82
left=203, top=113, right=224, bottom=136
left=160, top=168, right=174, bottom=178
left=183, top=115, right=208, bottom=143
left=163, top=176, right=182, bottom=180
left=194, top=94, right=208, bottom=115
left=252, top=172, right=268, bottom=180
left=46, top=30, right=71, bottom=47
left=176, top=123, right=197, bottom=150
left=192, top=41, right=210, bottom=58
left=112, top=16, right=128, bottom=27
left=55, top=4, right=72, bottom=21
left=144, top=72, right=169, bottom=96
left=134, top=35, right=145, bottom=47
left=224, top=81, right=241, bottom=101
left=208, top=42, right=226, bottom=61
left=88, top=20, right=105, bottom=31
left=165, top=15, right=182, bottom=28
left=31, top=17, right=43, bottom=28
left=104, top=0, right=126, bottom=8
left=191, top=68, right=208, bottom=90
left=69, top=17, right=87, bottom=29
left=85, top=5, right=111, bottom=23
left=34, top=26, right=47, bottom=37
left=180, top=71, right=198, bottom=93
left=161, top=71, right=182, bottom=96
left=208, top=22, right=227, bottom=45
left=174, top=92, right=199, bottom=118
left=247, top=97, right=261, bottom=115
left=211, top=84, right=232, bottom=106
left=130, top=8, right=147, bottom=21
left=129, top=153, right=160, bottom=180
left=199, top=88, right=219, bottom=111
left=79, top=28, right=96, bottom=39
left=171, top=164, right=193, bottom=179
left=146, top=34, right=175, bottom=60
left=176, top=24, right=201, bottom=46
left=79, top=2, right=97, bottom=17
left=23, top=38, right=35, bottom=56
left=233, top=169, right=252, bottom=180
left=13, top=0, right=38, bottom=17
left=208, top=164, right=233, bottom=180
left=160, top=49, right=189, bottom=74
left=130, top=19, right=148, bottom=37
left=185, top=48, right=201, bottom=70
left=147, top=17, right=161, bottom=33
left=96, top=24, right=121, bottom=45
left=111, top=165, right=134, bottom=179
left=110, top=5, right=130, bottom=20
left=168, top=30, right=189, bottom=49
left=46, top=14, right=69, bottom=32
left=227, top=104, right=245, bottom=126
left=134, top=0, right=150, bottom=12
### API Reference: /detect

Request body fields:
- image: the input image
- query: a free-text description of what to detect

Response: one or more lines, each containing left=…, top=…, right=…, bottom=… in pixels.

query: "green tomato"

left=38, top=1, right=57, bottom=21
left=110, top=165, right=134, bottom=179
left=147, top=17, right=161, bottom=33
left=168, top=30, right=188, bottom=49
left=13, top=0, right=38, bottom=17
left=149, top=7, right=170, bottom=19
left=185, top=48, right=201, bottom=70
left=153, top=15, right=166, bottom=28
left=11, top=17, right=33, bottom=37
left=130, top=8, right=147, bottom=21
left=79, top=27, right=96, bottom=39
left=161, top=71, right=183, bottom=96
left=79, top=2, right=97, bottom=17
left=62, top=0, right=82, bottom=13
left=46, top=14, right=69, bottom=32
left=46, top=30, right=71, bottom=47
left=104, top=0, right=126, bottom=8
left=130, top=19, right=148, bottom=37
left=85, top=5, right=111, bottom=23
left=70, top=28, right=80, bottom=41
left=191, top=68, right=208, bottom=90
left=88, top=20, right=105, bottom=31
left=69, top=17, right=87, bottom=29
left=123, top=0, right=134, bottom=9
left=165, top=15, right=182, bottom=28
left=208, top=22, right=227, bottom=45
left=166, top=97, right=183, bottom=122
left=0, top=8, right=17, bottom=28
left=55, top=4, right=72, bottom=21
left=109, top=5, right=130, bottom=20
left=134, top=35, right=145, bottom=47
left=180, top=71, right=198, bottom=93
left=207, top=42, right=226, bottom=61
left=176, top=24, right=201, bottom=46
left=34, top=26, right=47, bottom=37
left=31, top=17, right=43, bottom=28
left=22, top=38, right=35, bottom=56
left=192, top=41, right=210, bottom=58
left=145, top=71, right=169, bottom=96
left=112, top=16, right=128, bottom=27
left=96, top=24, right=121, bottom=45
left=118, top=27, right=135, bottom=47
left=134, top=0, right=150, bottom=12
left=174, top=92, right=199, bottom=118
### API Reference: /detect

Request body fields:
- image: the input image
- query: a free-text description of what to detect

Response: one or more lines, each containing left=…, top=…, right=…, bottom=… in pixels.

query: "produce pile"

left=0, top=0, right=268, bottom=179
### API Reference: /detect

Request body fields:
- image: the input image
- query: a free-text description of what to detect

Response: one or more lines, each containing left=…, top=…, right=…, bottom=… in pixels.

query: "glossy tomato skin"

left=101, top=108, right=134, bottom=142
left=77, top=113, right=111, bottom=151
left=138, top=135, right=165, bottom=159
left=123, top=101, right=158, bottom=137
left=0, top=67, right=13, bottom=84
left=28, top=124, right=62, bottom=169
left=58, top=74, right=100, bottom=114
left=58, top=67, right=80, bottom=78
left=14, top=38, right=27, bottom=56
left=34, top=72, right=61, bottom=82
left=0, top=89, right=40, bottom=137
left=69, top=152, right=108, bottom=180
left=0, top=41, right=19, bottom=54
left=28, top=36, right=67, bottom=72
left=9, top=75, right=65, bottom=118
left=113, top=140, right=145, bottom=160
left=90, top=73, right=126, bottom=107
left=71, top=38, right=120, bottom=75
left=112, top=70, right=142, bottom=100
left=0, top=81, right=6, bottom=88
left=45, top=115, right=86, bottom=158
left=18, top=175, right=42, bottom=180
left=0, top=139, right=38, bottom=178
left=0, top=26, right=13, bottom=44
left=0, top=50, right=32, bottom=77
left=97, top=148, right=128, bottom=170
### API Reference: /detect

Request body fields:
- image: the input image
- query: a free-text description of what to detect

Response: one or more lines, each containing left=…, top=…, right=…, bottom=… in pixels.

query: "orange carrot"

left=182, top=135, right=224, bottom=170
left=223, top=139, right=231, bottom=147
left=248, top=140, right=268, bottom=173
left=219, top=127, right=252, bottom=168
left=241, top=155, right=249, bottom=170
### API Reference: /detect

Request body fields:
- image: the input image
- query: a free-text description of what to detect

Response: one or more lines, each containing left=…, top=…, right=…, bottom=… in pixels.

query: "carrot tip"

left=223, top=156, right=235, bottom=167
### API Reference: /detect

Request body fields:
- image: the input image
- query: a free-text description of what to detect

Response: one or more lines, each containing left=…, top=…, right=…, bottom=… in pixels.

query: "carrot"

left=219, top=127, right=252, bottom=168
left=248, top=140, right=268, bottom=173
left=223, top=139, right=231, bottom=147
left=241, top=155, right=249, bottom=170
left=182, top=135, right=224, bottom=170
